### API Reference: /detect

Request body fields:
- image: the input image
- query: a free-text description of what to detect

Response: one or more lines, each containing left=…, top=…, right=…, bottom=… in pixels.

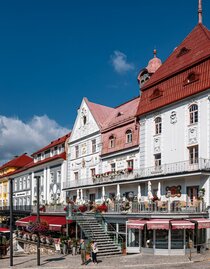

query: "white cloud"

left=0, top=115, right=70, bottom=164
left=111, top=50, right=134, bottom=74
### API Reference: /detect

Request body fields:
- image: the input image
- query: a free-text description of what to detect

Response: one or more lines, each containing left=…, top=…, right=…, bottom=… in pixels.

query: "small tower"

left=137, top=49, right=162, bottom=90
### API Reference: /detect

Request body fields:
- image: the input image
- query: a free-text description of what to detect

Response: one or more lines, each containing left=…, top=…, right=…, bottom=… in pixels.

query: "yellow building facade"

left=0, top=166, right=16, bottom=207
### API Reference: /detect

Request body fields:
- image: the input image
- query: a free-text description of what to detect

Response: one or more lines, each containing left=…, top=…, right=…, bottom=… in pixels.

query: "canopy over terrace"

left=16, top=215, right=73, bottom=231
left=126, top=218, right=209, bottom=255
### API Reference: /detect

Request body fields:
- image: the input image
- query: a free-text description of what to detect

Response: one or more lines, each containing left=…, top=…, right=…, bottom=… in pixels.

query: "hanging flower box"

left=127, top=167, right=133, bottom=173
left=78, top=204, right=87, bottom=212
left=97, top=203, right=108, bottom=213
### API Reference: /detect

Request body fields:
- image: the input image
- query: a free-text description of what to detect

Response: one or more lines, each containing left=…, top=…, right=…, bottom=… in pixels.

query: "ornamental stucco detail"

left=154, top=137, right=161, bottom=153
left=188, top=126, right=198, bottom=144
left=170, top=111, right=177, bottom=124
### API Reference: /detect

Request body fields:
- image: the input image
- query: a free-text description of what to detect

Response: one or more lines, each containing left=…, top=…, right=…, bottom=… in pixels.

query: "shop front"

left=126, top=218, right=210, bottom=255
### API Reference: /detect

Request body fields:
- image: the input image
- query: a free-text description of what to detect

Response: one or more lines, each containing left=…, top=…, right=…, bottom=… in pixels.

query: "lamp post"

left=9, top=177, right=13, bottom=266
left=34, top=176, right=41, bottom=266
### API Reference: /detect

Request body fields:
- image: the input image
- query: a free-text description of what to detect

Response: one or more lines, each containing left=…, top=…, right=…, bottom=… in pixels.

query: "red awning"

left=190, top=218, right=210, bottom=229
left=16, top=215, right=73, bottom=231
left=0, top=228, right=10, bottom=233
left=147, top=219, right=170, bottom=230
left=127, top=219, right=146, bottom=229
left=171, top=220, right=195, bottom=230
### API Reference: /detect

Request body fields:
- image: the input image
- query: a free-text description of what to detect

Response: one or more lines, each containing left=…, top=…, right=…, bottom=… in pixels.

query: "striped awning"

left=127, top=219, right=146, bottom=229
left=171, top=220, right=195, bottom=230
left=190, top=218, right=210, bottom=229
left=147, top=219, right=170, bottom=230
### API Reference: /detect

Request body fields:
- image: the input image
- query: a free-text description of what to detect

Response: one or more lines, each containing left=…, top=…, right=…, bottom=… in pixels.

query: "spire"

left=198, top=0, right=202, bottom=24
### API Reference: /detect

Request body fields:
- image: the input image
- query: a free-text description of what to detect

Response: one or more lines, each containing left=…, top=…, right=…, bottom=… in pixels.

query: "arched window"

left=83, top=115, right=87, bottom=125
left=155, top=117, right=162, bottom=135
left=189, top=104, right=198, bottom=124
left=109, top=135, right=115, bottom=148
left=126, top=129, right=133, bottom=143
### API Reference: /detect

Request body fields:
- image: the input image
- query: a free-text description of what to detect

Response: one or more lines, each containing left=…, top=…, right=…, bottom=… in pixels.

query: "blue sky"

left=0, top=0, right=210, bottom=163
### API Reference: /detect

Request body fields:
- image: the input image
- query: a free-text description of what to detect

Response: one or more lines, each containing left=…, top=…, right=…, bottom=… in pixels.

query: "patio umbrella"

left=157, top=182, right=161, bottom=200
left=80, top=189, right=84, bottom=202
left=137, top=185, right=141, bottom=202
left=148, top=181, right=153, bottom=200
left=102, top=186, right=105, bottom=201
left=76, top=189, right=80, bottom=204
left=116, top=184, right=120, bottom=200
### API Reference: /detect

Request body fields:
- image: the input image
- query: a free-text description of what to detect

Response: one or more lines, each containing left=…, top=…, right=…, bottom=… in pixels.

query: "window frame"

left=75, top=145, right=79, bottom=158
left=154, top=153, right=161, bottom=169
left=126, top=129, right=133, bottom=143
left=92, top=139, right=96, bottom=153
left=155, top=117, right=162, bottom=135
left=189, top=104, right=198, bottom=125
left=189, top=145, right=199, bottom=164
left=109, top=135, right=115, bottom=148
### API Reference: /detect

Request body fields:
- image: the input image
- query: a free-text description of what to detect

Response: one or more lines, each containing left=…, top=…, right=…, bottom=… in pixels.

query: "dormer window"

left=177, top=47, right=190, bottom=58
left=109, top=135, right=115, bottom=148
left=150, top=88, right=163, bottom=101
left=184, top=72, right=199, bottom=85
left=126, top=129, right=133, bottom=143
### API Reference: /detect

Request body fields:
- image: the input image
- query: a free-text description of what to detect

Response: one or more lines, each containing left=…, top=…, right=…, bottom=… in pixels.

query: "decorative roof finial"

left=198, top=0, right=202, bottom=24
left=153, top=49, right=157, bottom=58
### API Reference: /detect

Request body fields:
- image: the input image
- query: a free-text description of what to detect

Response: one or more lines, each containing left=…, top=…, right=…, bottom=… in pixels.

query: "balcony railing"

left=0, top=205, right=32, bottom=212
left=63, top=158, right=210, bottom=189
left=108, top=200, right=206, bottom=214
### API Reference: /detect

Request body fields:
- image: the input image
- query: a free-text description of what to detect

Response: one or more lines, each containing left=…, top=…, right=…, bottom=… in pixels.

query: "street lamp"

left=9, top=177, right=13, bottom=266
left=34, top=175, right=41, bottom=266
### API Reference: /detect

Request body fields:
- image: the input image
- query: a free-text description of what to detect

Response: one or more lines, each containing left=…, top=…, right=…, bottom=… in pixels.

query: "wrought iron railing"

left=63, top=158, right=210, bottom=189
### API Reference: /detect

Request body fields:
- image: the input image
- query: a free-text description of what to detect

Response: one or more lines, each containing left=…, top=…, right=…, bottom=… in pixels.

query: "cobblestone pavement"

left=1, top=252, right=210, bottom=269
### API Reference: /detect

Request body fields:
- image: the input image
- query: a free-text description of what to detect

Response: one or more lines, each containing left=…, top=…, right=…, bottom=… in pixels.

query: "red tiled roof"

left=85, top=98, right=115, bottom=129
left=0, top=154, right=33, bottom=170
left=137, top=24, right=210, bottom=116
left=7, top=152, right=67, bottom=178
left=142, top=24, right=210, bottom=90
left=101, top=97, right=140, bottom=155
left=32, top=133, right=70, bottom=156
left=102, top=97, right=140, bottom=131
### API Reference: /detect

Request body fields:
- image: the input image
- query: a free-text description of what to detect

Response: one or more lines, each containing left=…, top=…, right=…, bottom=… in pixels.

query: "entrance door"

left=89, top=193, right=95, bottom=202
left=186, top=186, right=199, bottom=204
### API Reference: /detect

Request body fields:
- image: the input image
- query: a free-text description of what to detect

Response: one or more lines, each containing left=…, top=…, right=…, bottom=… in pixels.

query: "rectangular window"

left=57, top=171, right=61, bottom=183
left=154, top=154, right=161, bottom=168
left=50, top=172, right=54, bottom=184
left=127, top=160, right=134, bottom=169
left=23, top=177, right=26, bottom=189
left=75, top=145, right=79, bottom=158
left=189, top=145, right=198, bottom=164
left=92, top=139, right=96, bottom=153
left=90, top=168, right=96, bottom=177
left=111, top=163, right=116, bottom=172
left=74, top=172, right=79, bottom=180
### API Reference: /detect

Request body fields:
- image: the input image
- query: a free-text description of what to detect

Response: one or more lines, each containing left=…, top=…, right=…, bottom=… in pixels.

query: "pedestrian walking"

left=80, top=239, right=86, bottom=265
left=91, top=241, right=98, bottom=264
